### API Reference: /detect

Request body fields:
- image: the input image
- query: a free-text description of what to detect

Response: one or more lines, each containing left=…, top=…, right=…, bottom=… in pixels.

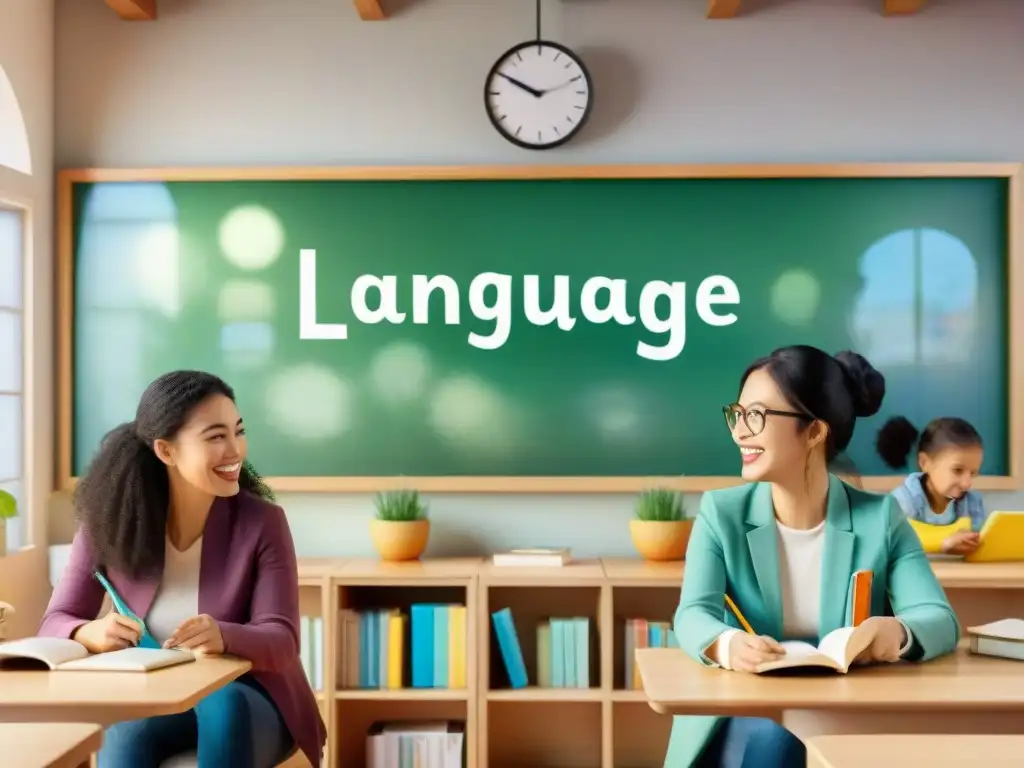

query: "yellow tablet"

left=908, top=517, right=972, bottom=554
left=965, top=511, right=1024, bottom=563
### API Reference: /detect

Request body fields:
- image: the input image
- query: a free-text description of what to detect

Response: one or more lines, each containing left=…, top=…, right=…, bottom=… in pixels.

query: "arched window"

left=0, top=65, right=31, bottom=176
left=851, top=228, right=978, bottom=366
left=0, top=62, right=30, bottom=552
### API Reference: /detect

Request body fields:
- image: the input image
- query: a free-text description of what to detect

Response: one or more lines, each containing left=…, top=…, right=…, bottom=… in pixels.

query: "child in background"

left=876, top=416, right=986, bottom=556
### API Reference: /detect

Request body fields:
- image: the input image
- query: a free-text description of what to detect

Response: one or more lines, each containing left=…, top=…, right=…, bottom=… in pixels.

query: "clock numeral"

left=553, top=125, right=561, bottom=136
left=567, top=116, right=575, bottom=124
left=488, top=91, right=501, bottom=96
left=497, top=114, right=507, bottom=122
left=553, top=52, right=562, bottom=61
left=537, top=130, right=542, bottom=143
left=570, top=75, right=582, bottom=82
left=516, top=51, right=523, bottom=62
left=515, top=125, right=523, bottom=137
left=564, top=62, right=572, bottom=69
left=576, top=91, right=587, bottom=95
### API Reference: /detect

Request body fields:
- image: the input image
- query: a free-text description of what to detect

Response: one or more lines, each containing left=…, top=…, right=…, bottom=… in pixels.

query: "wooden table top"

left=807, top=734, right=1024, bottom=768
left=2, top=723, right=102, bottom=768
left=0, top=655, right=251, bottom=725
left=636, top=646, right=1024, bottom=715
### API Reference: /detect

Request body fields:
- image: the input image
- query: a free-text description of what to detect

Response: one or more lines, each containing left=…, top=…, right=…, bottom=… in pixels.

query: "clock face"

left=484, top=40, right=594, bottom=150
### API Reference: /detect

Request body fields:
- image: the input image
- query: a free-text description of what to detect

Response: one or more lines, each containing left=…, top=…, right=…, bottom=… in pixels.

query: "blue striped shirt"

left=891, top=472, right=988, bottom=531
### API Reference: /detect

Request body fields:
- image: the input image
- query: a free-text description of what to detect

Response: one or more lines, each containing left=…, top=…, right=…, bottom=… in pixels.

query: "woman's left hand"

left=853, top=616, right=907, bottom=664
left=164, top=614, right=225, bottom=654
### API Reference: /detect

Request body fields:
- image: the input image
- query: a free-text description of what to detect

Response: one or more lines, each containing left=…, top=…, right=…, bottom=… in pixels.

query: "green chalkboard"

left=65, top=169, right=1012, bottom=487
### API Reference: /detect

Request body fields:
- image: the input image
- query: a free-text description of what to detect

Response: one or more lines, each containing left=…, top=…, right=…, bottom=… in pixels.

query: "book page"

left=57, top=647, right=195, bottom=672
left=754, top=641, right=838, bottom=673
left=0, top=637, right=89, bottom=669
left=818, top=623, right=877, bottom=670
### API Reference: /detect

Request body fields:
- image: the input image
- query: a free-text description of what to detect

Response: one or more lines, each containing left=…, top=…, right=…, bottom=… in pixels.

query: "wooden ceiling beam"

left=353, top=0, right=386, bottom=20
left=707, top=0, right=741, bottom=19
left=883, top=0, right=926, bottom=14
left=104, top=0, right=157, bottom=20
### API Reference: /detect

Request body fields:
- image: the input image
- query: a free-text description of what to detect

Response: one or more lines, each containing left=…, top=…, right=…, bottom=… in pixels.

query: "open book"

left=0, top=637, right=196, bottom=672
left=752, top=622, right=879, bottom=674
left=965, top=511, right=1024, bottom=563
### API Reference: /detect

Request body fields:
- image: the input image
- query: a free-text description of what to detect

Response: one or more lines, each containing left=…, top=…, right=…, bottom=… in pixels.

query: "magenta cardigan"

left=38, top=491, right=326, bottom=767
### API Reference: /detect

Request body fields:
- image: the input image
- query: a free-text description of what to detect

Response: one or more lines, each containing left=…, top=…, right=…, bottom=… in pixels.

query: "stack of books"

left=491, top=607, right=592, bottom=689
left=366, top=721, right=465, bottom=767
left=337, top=604, right=467, bottom=690
left=624, top=618, right=678, bottom=690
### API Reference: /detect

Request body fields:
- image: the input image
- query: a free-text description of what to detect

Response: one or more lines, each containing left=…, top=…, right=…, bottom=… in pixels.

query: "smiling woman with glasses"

left=664, top=345, right=960, bottom=768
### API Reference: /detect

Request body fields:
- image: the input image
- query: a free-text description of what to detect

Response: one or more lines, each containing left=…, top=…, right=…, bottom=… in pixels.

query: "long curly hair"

left=74, top=370, right=274, bottom=579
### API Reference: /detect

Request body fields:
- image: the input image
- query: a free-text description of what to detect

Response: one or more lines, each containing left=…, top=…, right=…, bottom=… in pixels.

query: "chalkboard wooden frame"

left=56, top=163, right=1024, bottom=494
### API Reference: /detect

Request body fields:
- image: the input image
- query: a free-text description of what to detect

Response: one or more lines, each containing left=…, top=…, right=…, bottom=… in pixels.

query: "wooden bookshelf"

left=301, top=557, right=684, bottom=768
left=297, top=555, right=1024, bottom=767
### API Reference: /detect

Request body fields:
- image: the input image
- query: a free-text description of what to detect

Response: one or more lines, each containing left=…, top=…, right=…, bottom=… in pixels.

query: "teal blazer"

left=666, top=475, right=960, bottom=767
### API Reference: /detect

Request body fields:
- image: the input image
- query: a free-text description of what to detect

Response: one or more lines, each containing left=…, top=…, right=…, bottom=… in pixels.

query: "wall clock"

left=484, top=40, right=594, bottom=151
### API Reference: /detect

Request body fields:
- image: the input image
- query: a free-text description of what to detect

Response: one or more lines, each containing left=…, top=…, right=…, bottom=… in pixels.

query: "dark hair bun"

left=834, top=350, right=886, bottom=418
left=876, top=415, right=919, bottom=469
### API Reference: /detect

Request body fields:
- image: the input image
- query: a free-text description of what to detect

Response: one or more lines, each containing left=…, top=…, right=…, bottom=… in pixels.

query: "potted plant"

left=370, top=489, right=430, bottom=562
left=630, top=488, right=694, bottom=562
left=0, top=489, right=16, bottom=557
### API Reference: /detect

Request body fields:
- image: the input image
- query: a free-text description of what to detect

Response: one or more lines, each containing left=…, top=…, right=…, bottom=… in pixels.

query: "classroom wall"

left=0, top=0, right=54, bottom=634
left=53, top=0, right=1024, bottom=558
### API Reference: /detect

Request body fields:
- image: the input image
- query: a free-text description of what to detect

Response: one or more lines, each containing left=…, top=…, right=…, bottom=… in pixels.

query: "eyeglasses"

left=722, top=403, right=812, bottom=437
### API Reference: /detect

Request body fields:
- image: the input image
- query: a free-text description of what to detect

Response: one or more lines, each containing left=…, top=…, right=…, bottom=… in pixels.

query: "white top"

left=713, top=522, right=912, bottom=669
left=146, top=536, right=203, bottom=645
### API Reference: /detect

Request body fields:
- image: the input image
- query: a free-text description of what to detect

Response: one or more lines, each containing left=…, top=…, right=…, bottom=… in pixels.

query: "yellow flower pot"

left=630, top=519, right=693, bottom=562
left=370, top=519, right=430, bottom=562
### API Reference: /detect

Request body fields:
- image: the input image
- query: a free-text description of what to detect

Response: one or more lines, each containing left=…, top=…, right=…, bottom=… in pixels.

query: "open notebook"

left=0, top=637, right=196, bottom=672
left=752, top=622, right=879, bottom=674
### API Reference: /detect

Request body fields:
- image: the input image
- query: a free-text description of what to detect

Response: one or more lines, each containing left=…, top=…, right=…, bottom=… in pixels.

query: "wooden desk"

left=927, top=560, right=1024, bottom=628
left=636, top=646, right=1024, bottom=740
left=0, top=656, right=251, bottom=725
left=807, top=734, right=1024, bottom=768
left=3, top=723, right=102, bottom=768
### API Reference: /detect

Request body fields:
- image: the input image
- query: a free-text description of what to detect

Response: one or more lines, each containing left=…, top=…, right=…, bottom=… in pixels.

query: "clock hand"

left=497, top=72, right=544, bottom=98
left=540, top=78, right=581, bottom=95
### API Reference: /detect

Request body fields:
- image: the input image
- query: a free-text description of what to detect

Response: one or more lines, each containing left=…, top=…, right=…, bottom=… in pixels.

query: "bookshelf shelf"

left=300, top=556, right=683, bottom=768
left=486, top=687, right=603, bottom=702
left=334, top=688, right=469, bottom=701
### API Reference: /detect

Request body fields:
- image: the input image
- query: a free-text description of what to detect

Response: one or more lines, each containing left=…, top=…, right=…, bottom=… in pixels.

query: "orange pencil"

left=724, top=594, right=755, bottom=634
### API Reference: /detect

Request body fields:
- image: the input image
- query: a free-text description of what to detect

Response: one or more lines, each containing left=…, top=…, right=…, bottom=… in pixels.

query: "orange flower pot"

left=370, top=519, right=430, bottom=562
left=629, top=519, right=693, bottom=562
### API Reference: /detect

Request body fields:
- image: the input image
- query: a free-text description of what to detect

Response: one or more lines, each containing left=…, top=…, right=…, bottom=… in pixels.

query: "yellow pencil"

left=724, top=594, right=755, bottom=634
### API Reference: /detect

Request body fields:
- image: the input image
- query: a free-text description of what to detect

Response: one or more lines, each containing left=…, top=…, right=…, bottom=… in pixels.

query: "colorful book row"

left=491, top=607, right=593, bottom=689
left=299, top=615, right=324, bottom=691
left=338, top=605, right=467, bottom=689
left=625, top=618, right=678, bottom=690
left=366, top=721, right=465, bottom=768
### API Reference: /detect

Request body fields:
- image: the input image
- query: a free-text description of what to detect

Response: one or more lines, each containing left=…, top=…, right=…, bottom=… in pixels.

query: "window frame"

left=0, top=197, right=31, bottom=552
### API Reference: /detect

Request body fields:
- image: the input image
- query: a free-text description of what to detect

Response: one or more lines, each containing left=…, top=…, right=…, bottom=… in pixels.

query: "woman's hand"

left=853, top=616, right=908, bottom=664
left=728, top=633, right=785, bottom=672
left=164, top=614, right=225, bottom=655
left=942, top=531, right=980, bottom=555
left=72, top=613, right=142, bottom=653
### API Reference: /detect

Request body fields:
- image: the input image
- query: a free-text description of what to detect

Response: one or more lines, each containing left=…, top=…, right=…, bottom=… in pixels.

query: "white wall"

left=54, top=0, right=1024, bottom=557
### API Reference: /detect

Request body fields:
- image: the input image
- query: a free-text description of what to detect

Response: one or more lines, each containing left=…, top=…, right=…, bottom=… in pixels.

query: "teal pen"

left=94, top=571, right=162, bottom=649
